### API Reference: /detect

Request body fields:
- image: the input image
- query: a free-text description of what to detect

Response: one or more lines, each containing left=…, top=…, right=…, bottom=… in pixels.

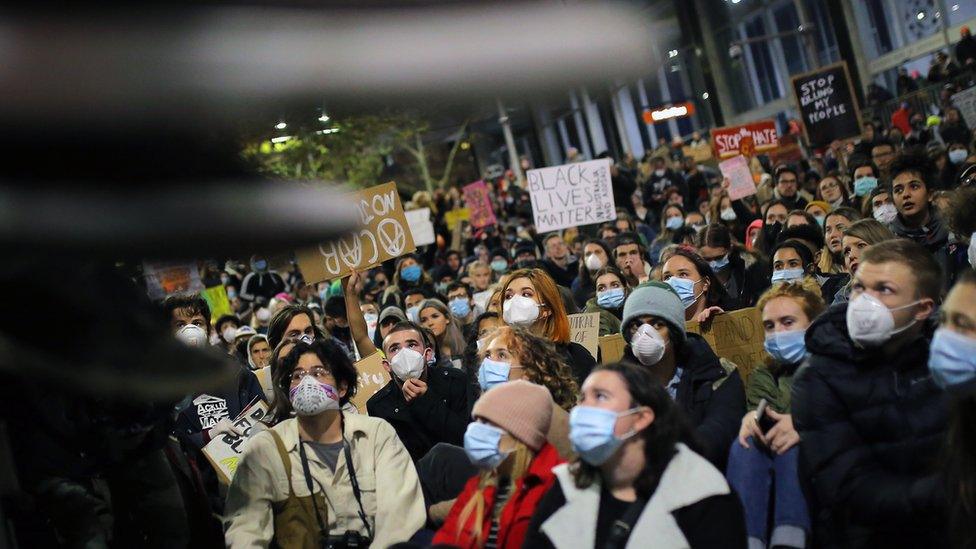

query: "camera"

left=323, top=530, right=370, bottom=549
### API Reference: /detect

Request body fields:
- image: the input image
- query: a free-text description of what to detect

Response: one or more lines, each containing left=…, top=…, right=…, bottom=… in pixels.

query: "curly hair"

left=481, top=326, right=579, bottom=410
left=946, top=186, right=976, bottom=237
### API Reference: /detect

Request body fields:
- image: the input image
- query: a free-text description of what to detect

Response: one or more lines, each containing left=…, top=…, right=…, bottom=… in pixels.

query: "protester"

left=817, top=172, right=853, bottom=210
left=540, top=232, right=579, bottom=288
left=239, top=254, right=287, bottom=304
left=523, top=361, right=746, bottom=548
left=246, top=334, right=271, bottom=370
left=446, top=281, right=482, bottom=328
left=833, top=219, right=898, bottom=305
left=649, top=204, right=686, bottom=265
left=224, top=340, right=425, bottom=547
left=466, top=261, right=494, bottom=292
left=697, top=223, right=770, bottom=308
left=792, top=239, right=947, bottom=546
left=418, top=298, right=467, bottom=367
left=215, top=313, right=242, bottom=354
left=583, top=266, right=630, bottom=336
left=610, top=231, right=651, bottom=286
left=727, top=279, right=825, bottom=549
left=572, top=238, right=614, bottom=308
left=770, top=239, right=816, bottom=284
left=661, top=247, right=738, bottom=323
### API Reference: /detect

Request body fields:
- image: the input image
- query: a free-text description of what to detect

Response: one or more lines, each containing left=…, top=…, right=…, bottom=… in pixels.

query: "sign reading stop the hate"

left=791, top=61, right=861, bottom=149
left=527, top=158, right=615, bottom=233
left=295, top=182, right=415, bottom=284
left=711, top=120, right=779, bottom=159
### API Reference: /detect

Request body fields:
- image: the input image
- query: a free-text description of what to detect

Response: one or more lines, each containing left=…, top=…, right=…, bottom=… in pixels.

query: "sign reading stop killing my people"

left=527, top=158, right=615, bottom=233
left=295, top=182, right=415, bottom=285
left=791, top=61, right=862, bottom=149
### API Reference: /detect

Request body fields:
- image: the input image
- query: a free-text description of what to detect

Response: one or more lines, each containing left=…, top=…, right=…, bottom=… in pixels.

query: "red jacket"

left=432, top=443, right=563, bottom=548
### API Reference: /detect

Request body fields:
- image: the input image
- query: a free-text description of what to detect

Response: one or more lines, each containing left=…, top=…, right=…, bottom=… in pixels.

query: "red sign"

left=462, top=180, right=497, bottom=229
left=711, top=120, right=779, bottom=159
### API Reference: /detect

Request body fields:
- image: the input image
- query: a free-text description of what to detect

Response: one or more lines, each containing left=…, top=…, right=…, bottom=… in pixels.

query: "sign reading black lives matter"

left=791, top=61, right=862, bottom=149
left=527, top=158, right=615, bottom=233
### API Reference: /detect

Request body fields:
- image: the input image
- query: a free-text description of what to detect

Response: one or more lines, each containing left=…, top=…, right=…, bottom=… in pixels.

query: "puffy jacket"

left=745, top=359, right=799, bottom=412
left=432, top=443, right=563, bottom=549
left=791, top=303, right=948, bottom=548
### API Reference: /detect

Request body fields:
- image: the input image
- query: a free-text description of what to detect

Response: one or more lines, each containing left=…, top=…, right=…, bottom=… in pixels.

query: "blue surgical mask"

left=400, top=264, right=422, bottom=283
left=666, top=277, right=699, bottom=308
left=928, top=327, right=976, bottom=390
left=853, top=177, right=878, bottom=197
left=764, top=329, right=808, bottom=364
left=596, top=288, right=625, bottom=309
left=463, top=422, right=510, bottom=469
left=949, top=149, right=968, bottom=165
left=665, top=216, right=684, bottom=230
left=771, top=268, right=805, bottom=284
left=490, top=260, right=508, bottom=273
left=254, top=259, right=268, bottom=271
left=814, top=215, right=825, bottom=227
left=478, top=357, right=511, bottom=392
left=569, top=406, right=642, bottom=466
left=449, top=297, right=471, bottom=318
left=709, top=255, right=730, bottom=271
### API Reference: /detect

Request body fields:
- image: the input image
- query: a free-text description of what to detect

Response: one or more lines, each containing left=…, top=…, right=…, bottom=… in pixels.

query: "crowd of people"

left=11, top=70, right=976, bottom=549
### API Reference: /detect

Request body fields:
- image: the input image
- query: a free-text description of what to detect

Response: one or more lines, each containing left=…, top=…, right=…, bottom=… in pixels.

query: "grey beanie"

left=620, top=281, right=686, bottom=345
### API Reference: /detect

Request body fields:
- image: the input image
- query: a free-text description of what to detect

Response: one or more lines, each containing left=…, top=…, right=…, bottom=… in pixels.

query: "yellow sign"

left=444, top=208, right=470, bottom=227
left=202, top=285, right=233, bottom=323
left=685, top=307, right=765, bottom=382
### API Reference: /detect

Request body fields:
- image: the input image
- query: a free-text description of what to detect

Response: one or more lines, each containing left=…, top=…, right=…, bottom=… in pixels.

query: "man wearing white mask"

left=792, top=239, right=948, bottom=547
left=366, top=321, right=477, bottom=461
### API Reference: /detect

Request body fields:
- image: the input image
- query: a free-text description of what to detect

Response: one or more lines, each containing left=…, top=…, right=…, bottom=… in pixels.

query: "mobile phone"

left=755, top=399, right=777, bottom=434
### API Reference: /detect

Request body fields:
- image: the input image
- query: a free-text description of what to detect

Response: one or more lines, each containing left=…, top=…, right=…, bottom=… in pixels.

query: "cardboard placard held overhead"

left=711, top=120, right=779, bottom=159
left=568, top=312, right=600, bottom=360
left=719, top=155, right=757, bottom=200
left=444, top=208, right=470, bottom=228
left=202, top=285, right=233, bottom=322
left=463, top=181, right=497, bottom=228
left=682, top=144, right=713, bottom=163
left=599, top=333, right=627, bottom=364
left=295, top=182, right=415, bottom=285
left=350, top=351, right=390, bottom=414
left=527, top=158, right=615, bottom=233
left=202, top=400, right=271, bottom=485
left=405, top=208, right=436, bottom=247
left=685, top=307, right=766, bottom=382
left=143, top=261, right=204, bottom=300
left=952, top=86, right=976, bottom=128
left=791, top=61, right=862, bottom=149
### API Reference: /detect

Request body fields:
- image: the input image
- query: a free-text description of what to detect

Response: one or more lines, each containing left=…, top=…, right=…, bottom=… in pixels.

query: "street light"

left=275, top=121, right=287, bottom=130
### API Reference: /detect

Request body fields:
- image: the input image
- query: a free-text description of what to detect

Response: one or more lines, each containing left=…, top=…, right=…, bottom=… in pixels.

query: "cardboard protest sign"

left=444, top=208, right=470, bottom=227
left=791, top=61, right=861, bottom=149
left=405, top=208, right=435, bottom=246
left=253, top=366, right=274, bottom=401
left=711, top=120, right=779, bottom=159
left=952, top=86, right=976, bottom=128
left=295, top=182, right=415, bottom=285
left=685, top=307, right=766, bottom=382
left=568, top=312, right=600, bottom=360
left=143, top=261, right=204, bottom=300
left=202, top=285, right=233, bottom=322
left=527, top=158, right=615, bottom=233
left=463, top=181, right=497, bottom=228
left=202, top=399, right=271, bottom=484
left=599, top=333, right=627, bottom=364
left=350, top=351, right=389, bottom=414
left=719, top=155, right=757, bottom=200
left=682, top=144, right=713, bottom=163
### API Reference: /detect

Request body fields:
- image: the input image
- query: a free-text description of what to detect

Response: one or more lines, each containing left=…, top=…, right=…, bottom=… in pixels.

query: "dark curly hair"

left=481, top=325, right=579, bottom=411
left=272, top=339, right=359, bottom=418
left=888, top=146, right=936, bottom=192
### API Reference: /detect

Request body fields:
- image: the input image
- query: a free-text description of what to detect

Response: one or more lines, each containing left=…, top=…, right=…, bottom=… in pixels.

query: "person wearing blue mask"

left=239, top=254, right=287, bottom=304
left=770, top=239, right=815, bottom=285
left=726, top=279, right=825, bottom=549
left=648, top=205, right=687, bottom=267
left=446, top=282, right=483, bottom=328
left=582, top=266, right=630, bottom=337
left=394, top=254, right=430, bottom=291
left=661, top=247, right=740, bottom=324
left=523, top=361, right=746, bottom=548
left=697, top=223, right=772, bottom=308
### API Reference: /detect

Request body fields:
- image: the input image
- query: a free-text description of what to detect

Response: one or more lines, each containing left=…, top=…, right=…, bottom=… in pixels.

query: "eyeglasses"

left=820, top=181, right=840, bottom=191
left=290, top=366, right=334, bottom=384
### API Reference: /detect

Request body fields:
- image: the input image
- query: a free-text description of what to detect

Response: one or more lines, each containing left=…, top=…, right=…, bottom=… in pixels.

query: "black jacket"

left=366, top=363, right=477, bottom=461
left=541, top=258, right=579, bottom=289
left=673, top=334, right=745, bottom=471
left=791, top=303, right=948, bottom=548
left=721, top=250, right=770, bottom=309
left=558, top=341, right=596, bottom=386
left=174, top=368, right=266, bottom=450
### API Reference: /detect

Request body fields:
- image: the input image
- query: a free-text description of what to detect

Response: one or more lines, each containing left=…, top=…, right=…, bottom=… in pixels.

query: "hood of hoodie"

left=889, top=211, right=948, bottom=250
left=679, top=332, right=726, bottom=383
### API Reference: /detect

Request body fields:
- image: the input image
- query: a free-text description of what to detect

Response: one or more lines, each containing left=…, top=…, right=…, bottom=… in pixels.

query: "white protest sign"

left=202, top=400, right=271, bottom=484
left=405, top=208, right=436, bottom=246
left=719, top=155, right=757, bottom=200
left=253, top=366, right=274, bottom=401
left=952, top=86, right=976, bottom=129
left=143, top=261, right=204, bottom=301
left=527, top=158, right=615, bottom=232
left=568, top=312, right=600, bottom=360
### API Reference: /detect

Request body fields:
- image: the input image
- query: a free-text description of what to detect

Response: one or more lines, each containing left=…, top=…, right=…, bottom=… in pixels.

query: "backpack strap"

left=268, top=429, right=296, bottom=496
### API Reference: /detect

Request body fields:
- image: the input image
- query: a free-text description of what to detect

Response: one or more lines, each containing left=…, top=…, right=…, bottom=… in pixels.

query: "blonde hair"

left=454, top=442, right=534, bottom=545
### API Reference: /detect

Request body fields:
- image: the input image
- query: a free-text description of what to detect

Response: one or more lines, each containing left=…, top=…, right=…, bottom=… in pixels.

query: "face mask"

left=298, top=333, right=315, bottom=345
left=654, top=169, right=665, bottom=177
left=389, top=347, right=426, bottom=380
left=846, top=292, right=921, bottom=348
left=478, top=357, right=511, bottom=392
left=227, top=288, right=237, bottom=300
left=764, top=329, right=808, bottom=364
left=771, top=268, right=805, bottom=284
left=449, top=298, right=471, bottom=318
left=597, top=288, right=625, bottom=309
left=665, top=216, right=684, bottom=230
left=401, top=264, right=422, bottom=283
left=719, top=207, right=736, bottom=222
left=569, top=406, right=642, bottom=466
left=630, top=324, right=665, bottom=366
left=928, top=328, right=976, bottom=390
left=503, top=295, right=540, bottom=326
left=814, top=215, right=825, bottom=227
left=873, top=203, right=897, bottom=224
left=854, top=177, right=878, bottom=197
left=319, top=287, right=329, bottom=301
left=709, top=255, right=730, bottom=271
left=256, top=307, right=272, bottom=323
left=463, top=422, right=510, bottom=469
left=949, top=149, right=968, bottom=165
left=491, top=260, right=508, bottom=273
left=585, top=254, right=603, bottom=272
left=364, top=313, right=378, bottom=340
left=253, top=259, right=268, bottom=272
left=406, top=305, right=420, bottom=323
left=220, top=274, right=230, bottom=285
left=666, top=277, right=700, bottom=308
left=176, top=324, right=209, bottom=347
left=222, top=326, right=237, bottom=344
left=968, top=232, right=976, bottom=267
left=289, top=376, right=341, bottom=416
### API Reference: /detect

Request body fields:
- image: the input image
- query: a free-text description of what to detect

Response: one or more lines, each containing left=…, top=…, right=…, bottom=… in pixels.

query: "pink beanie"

left=472, top=380, right=553, bottom=451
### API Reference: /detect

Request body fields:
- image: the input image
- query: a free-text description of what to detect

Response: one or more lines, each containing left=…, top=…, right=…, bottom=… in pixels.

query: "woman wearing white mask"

left=224, top=339, right=425, bottom=547
left=500, top=268, right=596, bottom=385
left=726, top=279, right=825, bottom=549
left=582, top=266, right=630, bottom=336
left=618, top=282, right=745, bottom=470
left=571, top=239, right=614, bottom=309
left=661, top=247, right=739, bottom=323
left=523, top=361, right=746, bottom=549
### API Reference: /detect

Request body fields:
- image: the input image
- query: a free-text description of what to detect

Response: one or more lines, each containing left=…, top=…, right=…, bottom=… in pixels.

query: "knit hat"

left=378, top=306, right=407, bottom=326
left=805, top=200, right=831, bottom=215
left=620, top=281, right=686, bottom=345
left=472, top=380, right=553, bottom=451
